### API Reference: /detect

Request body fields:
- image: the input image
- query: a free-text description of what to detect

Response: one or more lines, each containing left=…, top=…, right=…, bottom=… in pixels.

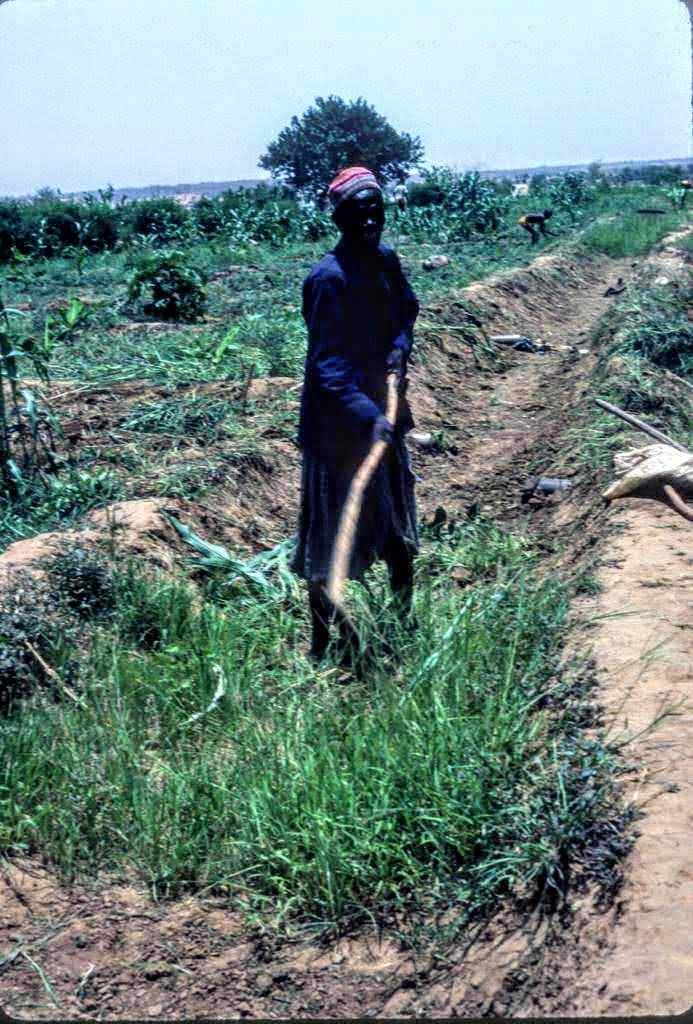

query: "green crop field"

left=0, top=168, right=690, bottom=944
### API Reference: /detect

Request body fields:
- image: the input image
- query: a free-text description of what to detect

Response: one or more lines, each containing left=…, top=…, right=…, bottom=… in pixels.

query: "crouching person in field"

left=292, top=166, right=420, bottom=663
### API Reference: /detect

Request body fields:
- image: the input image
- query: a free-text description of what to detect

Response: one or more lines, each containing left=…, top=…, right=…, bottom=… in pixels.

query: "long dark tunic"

left=292, top=238, right=420, bottom=583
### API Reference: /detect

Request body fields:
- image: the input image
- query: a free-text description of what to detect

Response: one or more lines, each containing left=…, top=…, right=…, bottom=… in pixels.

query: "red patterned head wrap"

left=327, top=166, right=381, bottom=210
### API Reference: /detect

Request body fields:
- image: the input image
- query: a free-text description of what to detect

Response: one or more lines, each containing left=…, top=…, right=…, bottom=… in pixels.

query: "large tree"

left=259, top=96, right=424, bottom=201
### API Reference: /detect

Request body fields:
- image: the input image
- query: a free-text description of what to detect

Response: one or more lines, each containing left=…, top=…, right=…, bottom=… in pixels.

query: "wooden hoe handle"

left=326, top=373, right=399, bottom=607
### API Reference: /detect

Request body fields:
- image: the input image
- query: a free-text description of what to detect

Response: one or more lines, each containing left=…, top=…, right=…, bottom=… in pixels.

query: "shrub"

left=193, top=195, right=227, bottom=237
left=408, top=180, right=445, bottom=208
left=123, top=197, right=192, bottom=245
left=0, top=573, right=76, bottom=713
left=80, top=202, right=120, bottom=251
left=548, top=173, right=597, bottom=222
left=406, top=167, right=506, bottom=237
left=0, top=201, right=30, bottom=261
left=36, top=204, right=82, bottom=255
left=128, top=249, right=207, bottom=322
left=47, top=546, right=116, bottom=620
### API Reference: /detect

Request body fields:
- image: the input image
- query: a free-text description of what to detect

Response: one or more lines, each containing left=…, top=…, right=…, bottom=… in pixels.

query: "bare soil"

left=1, top=241, right=691, bottom=1019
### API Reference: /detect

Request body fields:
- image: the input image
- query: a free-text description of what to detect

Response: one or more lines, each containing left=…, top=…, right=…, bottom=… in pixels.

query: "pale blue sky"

left=1, top=0, right=690, bottom=195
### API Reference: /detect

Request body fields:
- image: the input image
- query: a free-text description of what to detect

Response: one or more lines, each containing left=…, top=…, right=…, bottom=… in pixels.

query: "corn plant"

left=0, top=291, right=58, bottom=500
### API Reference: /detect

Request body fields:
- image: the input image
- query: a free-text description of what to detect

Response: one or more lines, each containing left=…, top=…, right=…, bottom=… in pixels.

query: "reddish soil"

left=1, top=240, right=691, bottom=1019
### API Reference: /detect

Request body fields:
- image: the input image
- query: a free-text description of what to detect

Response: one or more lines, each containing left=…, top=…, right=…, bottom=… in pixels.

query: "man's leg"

left=308, top=581, right=360, bottom=665
left=384, top=536, right=415, bottom=621
left=308, top=582, right=331, bottom=660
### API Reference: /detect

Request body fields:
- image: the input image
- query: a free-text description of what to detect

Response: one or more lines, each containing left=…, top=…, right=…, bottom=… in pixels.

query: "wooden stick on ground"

left=663, top=368, right=693, bottom=394
left=326, top=373, right=399, bottom=609
left=594, top=398, right=690, bottom=454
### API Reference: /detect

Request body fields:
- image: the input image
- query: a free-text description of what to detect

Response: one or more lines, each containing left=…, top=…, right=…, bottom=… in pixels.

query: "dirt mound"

left=459, top=246, right=606, bottom=333
left=0, top=499, right=212, bottom=587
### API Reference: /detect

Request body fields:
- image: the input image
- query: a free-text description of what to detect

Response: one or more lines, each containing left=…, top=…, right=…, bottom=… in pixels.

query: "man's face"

left=340, top=188, right=385, bottom=251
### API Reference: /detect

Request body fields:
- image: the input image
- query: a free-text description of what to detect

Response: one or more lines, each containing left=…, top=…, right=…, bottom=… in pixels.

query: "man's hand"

left=371, top=414, right=394, bottom=446
left=385, top=347, right=404, bottom=377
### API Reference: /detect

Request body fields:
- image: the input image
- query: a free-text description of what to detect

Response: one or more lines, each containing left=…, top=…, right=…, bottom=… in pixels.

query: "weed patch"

left=122, top=396, right=234, bottom=439
left=0, top=467, right=124, bottom=550
left=567, top=276, right=692, bottom=475
left=581, top=210, right=688, bottom=258
left=0, top=520, right=630, bottom=938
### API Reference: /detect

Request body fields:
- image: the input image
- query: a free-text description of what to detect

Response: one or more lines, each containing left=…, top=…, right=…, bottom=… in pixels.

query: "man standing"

left=392, top=181, right=408, bottom=212
left=292, top=166, right=420, bottom=662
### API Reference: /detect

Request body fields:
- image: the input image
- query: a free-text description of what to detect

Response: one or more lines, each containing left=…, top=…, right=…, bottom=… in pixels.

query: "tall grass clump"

left=566, top=278, right=693, bottom=472
left=0, top=519, right=630, bottom=936
left=581, top=209, right=687, bottom=258
left=603, top=285, right=693, bottom=376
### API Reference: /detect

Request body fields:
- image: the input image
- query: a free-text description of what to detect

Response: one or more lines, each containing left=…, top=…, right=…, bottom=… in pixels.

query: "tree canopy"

left=259, top=96, right=424, bottom=201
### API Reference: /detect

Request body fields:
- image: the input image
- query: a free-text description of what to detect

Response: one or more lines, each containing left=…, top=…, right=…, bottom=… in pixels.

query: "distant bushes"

left=614, top=162, right=693, bottom=186
left=0, top=184, right=333, bottom=263
left=123, top=196, right=193, bottom=245
left=0, top=164, right=643, bottom=264
left=406, top=167, right=507, bottom=237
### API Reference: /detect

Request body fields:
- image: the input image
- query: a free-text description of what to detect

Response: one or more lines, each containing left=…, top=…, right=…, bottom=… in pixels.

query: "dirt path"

left=1, top=243, right=691, bottom=1019
left=564, top=504, right=693, bottom=1017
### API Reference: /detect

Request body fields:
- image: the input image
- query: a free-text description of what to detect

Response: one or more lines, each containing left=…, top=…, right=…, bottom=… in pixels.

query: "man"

left=392, top=181, right=408, bottom=212
left=292, top=166, right=420, bottom=662
left=518, top=208, right=557, bottom=244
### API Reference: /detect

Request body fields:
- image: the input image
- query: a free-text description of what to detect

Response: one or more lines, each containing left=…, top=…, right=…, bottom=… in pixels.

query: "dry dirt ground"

left=1, top=241, right=691, bottom=1019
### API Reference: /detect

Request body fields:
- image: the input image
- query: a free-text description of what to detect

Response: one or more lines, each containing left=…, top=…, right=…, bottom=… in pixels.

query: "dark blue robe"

left=293, top=239, right=420, bottom=583
left=298, top=239, right=419, bottom=457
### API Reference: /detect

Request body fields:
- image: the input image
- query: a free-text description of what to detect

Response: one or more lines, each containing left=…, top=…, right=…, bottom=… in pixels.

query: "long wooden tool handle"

left=663, top=484, right=693, bottom=522
left=326, top=373, right=399, bottom=606
left=594, top=398, right=690, bottom=454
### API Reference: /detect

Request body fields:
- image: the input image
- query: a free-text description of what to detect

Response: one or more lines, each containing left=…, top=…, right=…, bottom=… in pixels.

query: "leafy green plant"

left=128, top=249, right=207, bottom=322
left=123, top=197, right=193, bottom=246
left=405, top=167, right=507, bottom=237
left=549, top=173, right=596, bottom=223
left=0, top=294, right=59, bottom=500
left=45, top=296, right=90, bottom=347
left=664, top=186, right=687, bottom=210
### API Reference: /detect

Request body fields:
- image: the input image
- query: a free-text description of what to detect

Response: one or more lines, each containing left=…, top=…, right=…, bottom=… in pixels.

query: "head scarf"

left=327, top=166, right=381, bottom=210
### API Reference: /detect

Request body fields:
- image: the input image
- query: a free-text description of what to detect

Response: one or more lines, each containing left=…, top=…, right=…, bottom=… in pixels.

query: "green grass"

left=122, top=396, right=234, bottom=438
left=599, top=285, right=693, bottom=376
left=0, top=183, right=679, bottom=392
left=0, top=179, right=663, bottom=942
left=581, top=209, right=689, bottom=258
left=0, top=520, right=630, bottom=937
left=565, top=279, right=693, bottom=474
left=0, top=467, right=124, bottom=551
